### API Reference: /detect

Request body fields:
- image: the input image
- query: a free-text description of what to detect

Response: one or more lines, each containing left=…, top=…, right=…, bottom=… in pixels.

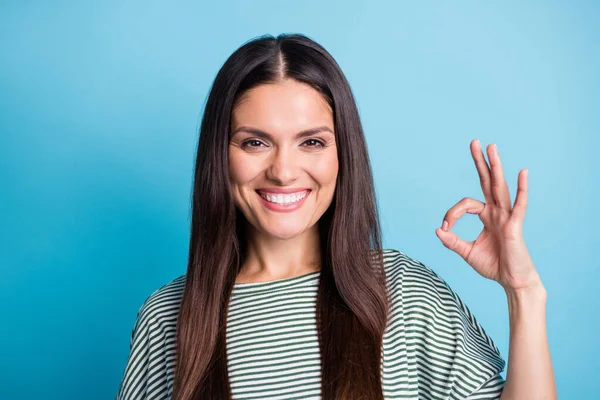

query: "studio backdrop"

left=0, top=1, right=597, bottom=399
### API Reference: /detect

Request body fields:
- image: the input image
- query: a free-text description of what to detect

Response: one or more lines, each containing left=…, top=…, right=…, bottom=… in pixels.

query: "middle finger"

left=470, top=139, right=495, bottom=206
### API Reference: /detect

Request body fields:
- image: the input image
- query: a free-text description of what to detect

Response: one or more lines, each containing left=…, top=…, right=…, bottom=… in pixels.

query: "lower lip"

left=257, top=190, right=311, bottom=213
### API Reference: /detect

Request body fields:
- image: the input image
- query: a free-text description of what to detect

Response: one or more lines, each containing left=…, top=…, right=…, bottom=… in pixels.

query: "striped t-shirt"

left=116, top=248, right=506, bottom=399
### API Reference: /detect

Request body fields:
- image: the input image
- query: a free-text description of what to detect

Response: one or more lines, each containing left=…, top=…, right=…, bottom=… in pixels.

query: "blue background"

left=1, top=1, right=597, bottom=398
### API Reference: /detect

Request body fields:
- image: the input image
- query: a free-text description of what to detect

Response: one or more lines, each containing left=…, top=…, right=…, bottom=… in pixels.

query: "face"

left=228, top=79, right=338, bottom=240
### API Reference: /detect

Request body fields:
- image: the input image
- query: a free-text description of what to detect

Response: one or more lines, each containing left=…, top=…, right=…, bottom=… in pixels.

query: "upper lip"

left=256, top=188, right=311, bottom=194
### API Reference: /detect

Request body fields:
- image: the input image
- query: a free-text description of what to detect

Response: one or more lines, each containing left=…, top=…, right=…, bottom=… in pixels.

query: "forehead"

left=231, top=80, right=333, bottom=131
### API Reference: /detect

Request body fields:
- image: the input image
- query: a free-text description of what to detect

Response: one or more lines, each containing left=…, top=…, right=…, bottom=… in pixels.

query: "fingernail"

left=442, top=220, right=448, bottom=231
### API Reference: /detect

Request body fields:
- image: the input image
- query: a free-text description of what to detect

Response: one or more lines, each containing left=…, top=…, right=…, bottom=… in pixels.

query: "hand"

left=435, top=139, right=543, bottom=292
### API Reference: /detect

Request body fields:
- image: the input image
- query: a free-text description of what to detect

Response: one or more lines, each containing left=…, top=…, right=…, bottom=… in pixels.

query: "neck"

left=236, top=223, right=322, bottom=284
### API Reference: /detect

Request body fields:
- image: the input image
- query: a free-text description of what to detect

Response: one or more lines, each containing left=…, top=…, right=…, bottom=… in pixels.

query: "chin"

left=262, top=226, right=307, bottom=240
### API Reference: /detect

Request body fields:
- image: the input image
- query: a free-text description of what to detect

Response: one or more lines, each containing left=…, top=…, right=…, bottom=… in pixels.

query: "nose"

left=266, top=146, right=300, bottom=185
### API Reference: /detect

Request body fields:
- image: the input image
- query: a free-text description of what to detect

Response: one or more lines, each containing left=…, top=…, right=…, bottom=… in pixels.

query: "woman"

left=116, top=33, right=556, bottom=399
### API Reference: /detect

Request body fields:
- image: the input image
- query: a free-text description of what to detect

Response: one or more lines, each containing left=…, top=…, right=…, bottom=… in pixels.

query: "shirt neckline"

left=232, top=270, right=321, bottom=294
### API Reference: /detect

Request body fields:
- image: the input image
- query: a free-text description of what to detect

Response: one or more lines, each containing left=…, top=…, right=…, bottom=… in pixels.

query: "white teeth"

left=259, top=190, right=308, bottom=205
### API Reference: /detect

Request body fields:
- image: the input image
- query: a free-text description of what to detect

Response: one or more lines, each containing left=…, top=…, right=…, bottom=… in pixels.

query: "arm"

left=434, top=140, right=558, bottom=399
left=500, top=283, right=557, bottom=400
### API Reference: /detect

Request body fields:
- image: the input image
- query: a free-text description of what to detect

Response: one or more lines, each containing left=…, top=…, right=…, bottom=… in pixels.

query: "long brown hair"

left=173, top=33, right=389, bottom=400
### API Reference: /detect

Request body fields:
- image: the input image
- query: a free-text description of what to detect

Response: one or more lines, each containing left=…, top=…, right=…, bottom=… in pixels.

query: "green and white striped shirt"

left=116, top=249, right=505, bottom=399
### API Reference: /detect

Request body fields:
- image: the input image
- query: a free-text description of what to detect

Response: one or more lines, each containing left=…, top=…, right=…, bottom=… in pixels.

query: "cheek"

left=309, top=154, right=339, bottom=186
left=228, top=152, right=260, bottom=185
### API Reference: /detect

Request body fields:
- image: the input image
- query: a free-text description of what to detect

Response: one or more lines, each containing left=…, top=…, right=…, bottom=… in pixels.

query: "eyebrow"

left=230, top=125, right=334, bottom=140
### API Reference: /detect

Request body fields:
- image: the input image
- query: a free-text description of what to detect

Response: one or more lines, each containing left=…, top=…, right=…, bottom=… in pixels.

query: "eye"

left=241, top=139, right=266, bottom=149
left=302, top=139, right=325, bottom=148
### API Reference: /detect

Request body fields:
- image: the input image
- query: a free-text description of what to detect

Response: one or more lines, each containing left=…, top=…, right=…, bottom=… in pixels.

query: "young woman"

left=116, top=33, right=556, bottom=400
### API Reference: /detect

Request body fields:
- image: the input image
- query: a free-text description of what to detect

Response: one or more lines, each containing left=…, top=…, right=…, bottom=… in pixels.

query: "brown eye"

left=241, top=140, right=266, bottom=149
left=302, top=139, right=325, bottom=148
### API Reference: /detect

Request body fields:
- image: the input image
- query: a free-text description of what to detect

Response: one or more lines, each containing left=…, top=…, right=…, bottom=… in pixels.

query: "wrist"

left=501, top=272, right=546, bottom=298
left=505, top=283, right=547, bottom=319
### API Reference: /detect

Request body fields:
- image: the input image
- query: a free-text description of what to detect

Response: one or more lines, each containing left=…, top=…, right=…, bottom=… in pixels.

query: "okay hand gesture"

left=435, top=139, right=543, bottom=292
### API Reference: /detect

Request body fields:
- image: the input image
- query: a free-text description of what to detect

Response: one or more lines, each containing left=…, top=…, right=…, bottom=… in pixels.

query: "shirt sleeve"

left=398, top=250, right=506, bottom=399
left=115, top=301, right=151, bottom=400
left=466, top=373, right=506, bottom=399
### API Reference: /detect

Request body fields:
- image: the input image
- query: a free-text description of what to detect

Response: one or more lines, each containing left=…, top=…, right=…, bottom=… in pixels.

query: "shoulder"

left=383, top=248, right=477, bottom=311
left=133, top=274, right=186, bottom=332
left=382, top=248, right=502, bottom=348
left=382, top=248, right=445, bottom=293
left=117, top=275, right=186, bottom=399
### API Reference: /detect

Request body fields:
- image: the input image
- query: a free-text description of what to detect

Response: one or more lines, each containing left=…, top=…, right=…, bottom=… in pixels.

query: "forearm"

left=500, top=284, right=557, bottom=400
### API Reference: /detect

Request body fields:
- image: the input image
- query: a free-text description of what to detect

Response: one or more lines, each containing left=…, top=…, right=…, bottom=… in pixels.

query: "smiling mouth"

left=256, top=189, right=311, bottom=206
